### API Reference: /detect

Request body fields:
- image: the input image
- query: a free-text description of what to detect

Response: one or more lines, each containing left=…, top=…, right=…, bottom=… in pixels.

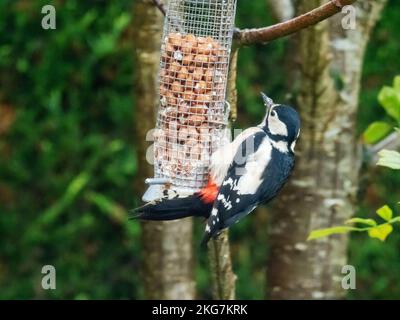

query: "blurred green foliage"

left=0, top=0, right=399, bottom=299
left=0, top=0, right=139, bottom=299
left=364, top=75, right=400, bottom=144
left=308, top=75, right=400, bottom=243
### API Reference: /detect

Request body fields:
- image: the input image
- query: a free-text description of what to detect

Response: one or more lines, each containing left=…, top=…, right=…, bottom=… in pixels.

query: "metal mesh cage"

left=153, top=0, right=237, bottom=193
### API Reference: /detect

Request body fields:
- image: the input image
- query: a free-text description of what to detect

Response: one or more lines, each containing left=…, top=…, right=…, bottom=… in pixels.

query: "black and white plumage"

left=202, top=97, right=300, bottom=244
left=131, top=93, right=301, bottom=247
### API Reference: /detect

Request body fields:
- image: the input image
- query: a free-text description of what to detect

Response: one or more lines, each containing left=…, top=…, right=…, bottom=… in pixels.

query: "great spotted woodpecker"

left=131, top=93, right=301, bottom=246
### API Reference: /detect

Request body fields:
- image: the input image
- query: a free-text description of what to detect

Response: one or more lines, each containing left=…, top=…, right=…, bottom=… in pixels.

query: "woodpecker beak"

left=261, top=92, right=274, bottom=115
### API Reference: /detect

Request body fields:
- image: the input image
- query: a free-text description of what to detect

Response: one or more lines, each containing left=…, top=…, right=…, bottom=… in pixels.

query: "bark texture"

left=226, top=46, right=239, bottom=122
left=133, top=0, right=195, bottom=300
left=208, top=230, right=237, bottom=300
left=267, top=0, right=387, bottom=299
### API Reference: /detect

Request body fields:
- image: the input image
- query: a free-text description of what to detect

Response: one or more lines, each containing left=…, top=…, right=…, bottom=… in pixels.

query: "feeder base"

left=142, top=178, right=198, bottom=202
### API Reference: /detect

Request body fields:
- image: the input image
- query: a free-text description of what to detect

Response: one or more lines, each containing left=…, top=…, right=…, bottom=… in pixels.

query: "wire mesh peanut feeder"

left=144, top=0, right=237, bottom=201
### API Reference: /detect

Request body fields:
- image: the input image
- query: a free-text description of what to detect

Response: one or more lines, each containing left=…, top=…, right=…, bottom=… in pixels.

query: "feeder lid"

left=142, top=184, right=165, bottom=202
left=142, top=178, right=197, bottom=202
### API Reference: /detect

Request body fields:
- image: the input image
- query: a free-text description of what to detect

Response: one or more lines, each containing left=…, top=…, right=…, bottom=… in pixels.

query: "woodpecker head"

left=260, top=92, right=301, bottom=153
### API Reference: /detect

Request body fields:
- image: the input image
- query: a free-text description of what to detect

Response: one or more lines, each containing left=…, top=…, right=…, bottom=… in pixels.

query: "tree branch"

left=151, top=0, right=357, bottom=46
left=235, top=0, right=357, bottom=45
left=152, top=0, right=166, bottom=16
left=207, top=230, right=236, bottom=299
left=227, top=46, right=239, bottom=122
left=367, top=132, right=400, bottom=164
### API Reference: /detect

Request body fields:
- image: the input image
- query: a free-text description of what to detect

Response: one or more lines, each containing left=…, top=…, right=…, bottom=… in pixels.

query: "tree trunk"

left=133, top=0, right=195, bottom=300
left=267, top=0, right=387, bottom=299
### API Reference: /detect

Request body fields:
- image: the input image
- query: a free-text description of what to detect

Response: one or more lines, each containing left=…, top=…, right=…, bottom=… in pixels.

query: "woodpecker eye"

left=271, top=110, right=277, bottom=117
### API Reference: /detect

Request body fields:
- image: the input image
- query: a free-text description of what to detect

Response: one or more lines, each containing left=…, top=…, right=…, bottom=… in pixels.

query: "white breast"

left=234, top=138, right=272, bottom=195
left=209, top=127, right=264, bottom=185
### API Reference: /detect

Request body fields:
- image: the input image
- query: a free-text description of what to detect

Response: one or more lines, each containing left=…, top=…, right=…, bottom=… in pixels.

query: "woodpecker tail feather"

left=130, top=195, right=211, bottom=221
left=200, top=232, right=213, bottom=248
left=200, top=225, right=222, bottom=247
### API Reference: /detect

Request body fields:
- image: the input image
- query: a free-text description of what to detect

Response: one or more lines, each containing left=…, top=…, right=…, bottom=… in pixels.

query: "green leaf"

left=389, top=216, right=400, bottom=224
left=377, top=149, right=400, bottom=169
left=307, top=226, right=359, bottom=241
left=394, top=75, right=400, bottom=91
left=85, top=191, right=125, bottom=223
left=345, top=218, right=377, bottom=226
left=113, top=13, right=131, bottom=33
left=367, top=224, right=393, bottom=241
left=91, top=34, right=116, bottom=57
left=376, top=205, right=393, bottom=221
left=40, top=172, right=91, bottom=225
left=378, top=86, right=400, bottom=121
left=363, top=122, right=392, bottom=144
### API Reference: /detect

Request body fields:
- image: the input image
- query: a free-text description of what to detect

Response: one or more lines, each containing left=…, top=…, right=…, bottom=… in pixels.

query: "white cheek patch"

left=271, top=140, right=289, bottom=153
left=268, top=116, right=288, bottom=136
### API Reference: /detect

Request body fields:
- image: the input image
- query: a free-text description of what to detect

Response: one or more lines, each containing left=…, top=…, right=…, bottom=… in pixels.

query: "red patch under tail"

left=198, top=178, right=218, bottom=204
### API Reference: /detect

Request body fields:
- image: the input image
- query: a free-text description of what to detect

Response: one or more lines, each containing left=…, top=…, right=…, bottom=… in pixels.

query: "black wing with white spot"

left=201, top=131, right=295, bottom=245
left=202, top=131, right=267, bottom=244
